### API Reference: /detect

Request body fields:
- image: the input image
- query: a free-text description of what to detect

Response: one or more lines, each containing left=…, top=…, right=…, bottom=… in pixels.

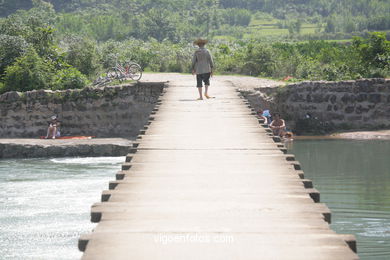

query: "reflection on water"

left=289, top=139, right=390, bottom=259
left=0, top=157, right=124, bottom=260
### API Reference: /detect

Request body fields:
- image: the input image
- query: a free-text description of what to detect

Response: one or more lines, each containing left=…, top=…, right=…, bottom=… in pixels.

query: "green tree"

left=0, top=34, right=29, bottom=76
left=53, top=67, right=88, bottom=90
left=354, top=32, right=390, bottom=69
left=325, top=18, right=336, bottom=33
left=65, top=36, right=101, bottom=77
left=2, top=48, right=54, bottom=93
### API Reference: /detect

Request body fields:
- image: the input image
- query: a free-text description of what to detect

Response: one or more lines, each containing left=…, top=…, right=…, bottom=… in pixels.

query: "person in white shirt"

left=191, top=38, right=214, bottom=100
left=45, top=115, right=61, bottom=139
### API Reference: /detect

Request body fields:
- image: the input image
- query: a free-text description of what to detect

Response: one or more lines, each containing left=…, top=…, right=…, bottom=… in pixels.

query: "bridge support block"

left=272, top=136, right=281, bottom=142
left=322, top=211, right=331, bottom=224
left=91, top=211, right=102, bottom=223
left=306, top=188, right=320, bottom=203
left=125, top=155, right=133, bottom=162
left=101, top=191, right=111, bottom=202
left=78, top=234, right=91, bottom=252
left=90, top=204, right=103, bottom=222
left=109, top=181, right=119, bottom=190
left=121, top=163, right=132, bottom=171
left=295, top=170, right=305, bottom=179
left=340, top=234, right=357, bottom=253
left=116, top=172, right=125, bottom=180
left=284, top=154, right=295, bottom=161
left=279, top=148, right=287, bottom=154
left=128, top=148, right=138, bottom=154
left=290, top=161, right=301, bottom=170
left=302, top=179, right=313, bottom=189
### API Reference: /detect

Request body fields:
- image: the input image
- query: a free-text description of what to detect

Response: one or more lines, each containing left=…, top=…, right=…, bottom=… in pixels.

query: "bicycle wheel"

left=93, top=76, right=110, bottom=87
left=128, top=63, right=142, bottom=81
left=106, top=67, right=121, bottom=80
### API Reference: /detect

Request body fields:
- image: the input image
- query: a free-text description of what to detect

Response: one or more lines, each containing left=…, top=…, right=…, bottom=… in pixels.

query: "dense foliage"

left=0, top=0, right=88, bottom=93
left=0, top=0, right=389, bottom=94
left=2, top=0, right=390, bottom=42
left=214, top=33, right=390, bottom=80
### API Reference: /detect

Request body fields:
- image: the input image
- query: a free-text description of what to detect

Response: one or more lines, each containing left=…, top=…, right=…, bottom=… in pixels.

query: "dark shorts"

left=196, top=73, right=211, bottom=88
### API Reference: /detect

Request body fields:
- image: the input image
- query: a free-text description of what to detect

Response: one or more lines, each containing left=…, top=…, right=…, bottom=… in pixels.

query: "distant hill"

left=2, top=0, right=390, bottom=42
left=3, top=0, right=390, bottom=20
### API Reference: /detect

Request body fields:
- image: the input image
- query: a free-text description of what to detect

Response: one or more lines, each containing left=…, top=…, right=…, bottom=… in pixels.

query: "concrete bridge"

left=78, top=78, right=358, bottom=259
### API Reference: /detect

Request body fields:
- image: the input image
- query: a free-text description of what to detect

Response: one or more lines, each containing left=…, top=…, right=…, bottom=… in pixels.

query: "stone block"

left=344, top=106, right=355, bottom=114
left=369, top=94, right=381, bottom=103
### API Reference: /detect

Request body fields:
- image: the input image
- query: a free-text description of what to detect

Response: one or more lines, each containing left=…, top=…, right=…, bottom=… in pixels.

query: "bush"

left=65, top=36, right=101, bottom=77
left=0, top=82, right=5, bottom=93
left=1, top=48, right=88, bottom=94
left=2, top=48, right=54, bottom=94
left=53, top=67, right=88, bottom=90
left=0, top=34, right=29, bottom=76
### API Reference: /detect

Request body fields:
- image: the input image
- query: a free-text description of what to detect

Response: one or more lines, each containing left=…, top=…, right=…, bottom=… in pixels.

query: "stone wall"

left=0, top=142, right=131, bottom=159
left=0, top=82, right=166, bottom=138
left=240, top=78, right=390, bottom=132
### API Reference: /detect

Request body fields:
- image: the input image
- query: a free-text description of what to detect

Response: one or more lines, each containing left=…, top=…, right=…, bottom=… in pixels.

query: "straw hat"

left=194, top=38, right=208, bottom=46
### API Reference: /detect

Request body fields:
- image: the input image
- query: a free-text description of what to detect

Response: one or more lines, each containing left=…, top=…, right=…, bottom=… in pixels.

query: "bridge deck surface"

left=80, top=79, right=358, bottom=259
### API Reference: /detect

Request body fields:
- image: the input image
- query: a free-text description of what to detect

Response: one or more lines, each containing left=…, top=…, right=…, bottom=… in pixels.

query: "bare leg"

left=52, top=126, right=57, bottom=139
left=47, top=126, right=55, bottom=139
left=45, top=127, right=51, bottom=139
left=204, top=85, right=209, bottom=98
left=197, top=87, right=203, bottom=100
left=280, top=128, right=287, bottom=137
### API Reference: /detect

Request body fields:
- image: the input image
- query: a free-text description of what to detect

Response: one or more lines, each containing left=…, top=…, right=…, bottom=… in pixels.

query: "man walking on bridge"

left=192, top=38, right=214, bottom=100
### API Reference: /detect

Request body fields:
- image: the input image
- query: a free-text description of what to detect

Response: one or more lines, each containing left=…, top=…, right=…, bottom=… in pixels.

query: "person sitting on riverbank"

left=262, top=109, right=272, bottom=124
left=45, top=116, right=60, bottom=139
left=269, top=113, right=286, bottom=137
left=257, top=109, right=268, bottom=124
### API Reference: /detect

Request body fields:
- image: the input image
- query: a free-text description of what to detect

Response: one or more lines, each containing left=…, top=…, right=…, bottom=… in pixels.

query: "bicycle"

left=93, top=59, right=142, bottom=87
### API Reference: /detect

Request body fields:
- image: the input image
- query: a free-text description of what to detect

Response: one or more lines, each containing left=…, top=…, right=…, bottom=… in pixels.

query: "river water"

left=1, top=140, right=389, bottom=259
left=0, top=157, right=124, bottom=260
left=289, top=139, right=390, bottom=260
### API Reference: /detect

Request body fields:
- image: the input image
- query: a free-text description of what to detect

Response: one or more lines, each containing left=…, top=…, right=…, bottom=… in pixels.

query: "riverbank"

left=0, top=138, right=133, bottom=159
left=330, top=130, right=390, bottom=140
left=293, top=129, right=390, bottom=140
